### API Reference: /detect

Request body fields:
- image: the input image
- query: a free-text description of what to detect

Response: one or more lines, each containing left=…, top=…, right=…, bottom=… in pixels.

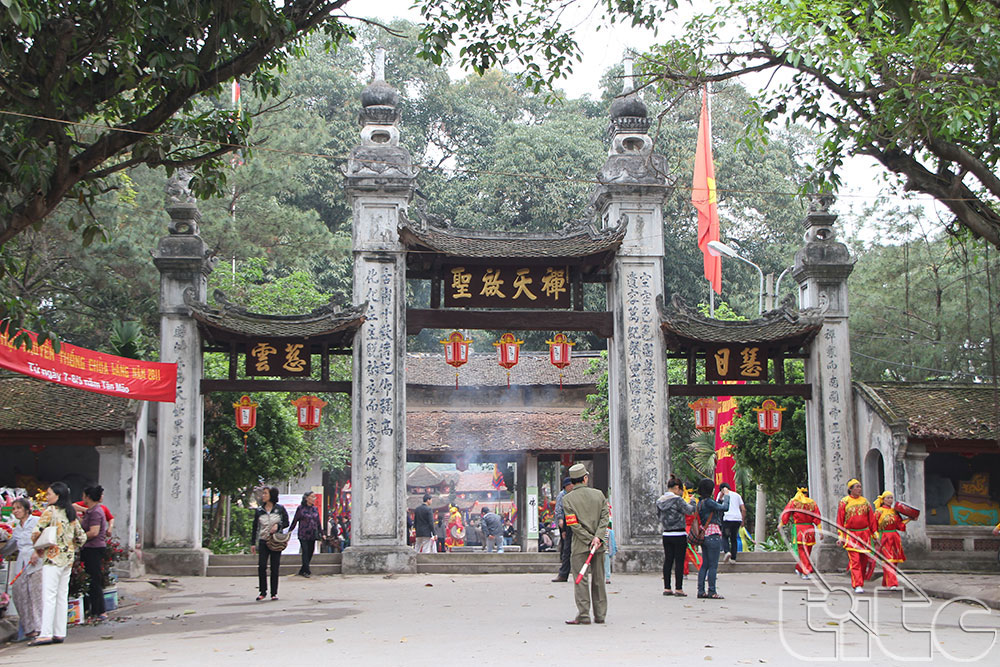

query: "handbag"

left=34, top=525, right=59, bottom=550
left=687, top=505, right=705, bottom=547
left=265, top=530, right=290, bottom=552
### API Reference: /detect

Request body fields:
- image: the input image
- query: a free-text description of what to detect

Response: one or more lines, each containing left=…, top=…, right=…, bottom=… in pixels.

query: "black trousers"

left=299, top=538, right=316, bottom=574
left=662, top=535, right=687, bottom=590
left=81, top=546, right=106, bottom=616
left=558, top=526, right=573, bottom=578
left=722, top=520, right=742, bottom=559
left=257, top=540, right=281, bottom=595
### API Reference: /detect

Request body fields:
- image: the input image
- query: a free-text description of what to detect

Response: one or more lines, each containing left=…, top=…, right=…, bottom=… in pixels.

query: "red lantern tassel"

left=559, top=373, right=563, bottom=390
left=244, top=432, right=248, bottom=453
left=455, top=372, right=459, bottom=390
left=507, top=370, right=510, bottom=388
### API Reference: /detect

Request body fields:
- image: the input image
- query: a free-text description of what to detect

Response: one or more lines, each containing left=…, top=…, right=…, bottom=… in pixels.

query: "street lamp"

left=707, top=240, right=764, bottom=316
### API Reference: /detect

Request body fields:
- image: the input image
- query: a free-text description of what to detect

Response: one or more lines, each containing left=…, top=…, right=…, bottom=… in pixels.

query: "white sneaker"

left=854, top=586, right=864, bottom=594
left=889, top=586, right=900, bottom=591
left=802, top=574, right=811, bottom=580
left=722, top=552, right=732, bottom=563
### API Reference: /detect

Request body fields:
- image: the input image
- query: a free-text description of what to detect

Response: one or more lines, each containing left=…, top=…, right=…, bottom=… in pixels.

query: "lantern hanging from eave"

left=754, top=399, right=786, bottom=435
left=689, top=398, right=719, bottom=433
left=233, top=395, right=259, bottom=452
left=493, top=332, right=524, bottom=388
left=291, top=395, right=328, bottom=431
left=546, top=333, right=575, bottom=389
left=440, top=331, right=473, bottom=389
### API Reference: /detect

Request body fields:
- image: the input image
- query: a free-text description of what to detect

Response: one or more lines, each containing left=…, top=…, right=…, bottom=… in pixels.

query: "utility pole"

left=754, top=272, right=775, bottom=551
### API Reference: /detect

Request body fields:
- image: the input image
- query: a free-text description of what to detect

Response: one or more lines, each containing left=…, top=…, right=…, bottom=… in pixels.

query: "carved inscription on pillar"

left=169, top=323, right=187, bottom=500
left=821, top=326, right=846, bottom=493
left=358, top=262, right=396, bottom=523
left=624, top=267, right=660, bottom=534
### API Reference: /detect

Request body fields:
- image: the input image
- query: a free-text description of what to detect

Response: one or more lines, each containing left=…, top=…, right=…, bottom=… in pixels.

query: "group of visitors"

left=655, top=476, right=736, bottom=599
left=251, top=488, right=351, bottom=600
left=1, top=482, right=113, bottom=647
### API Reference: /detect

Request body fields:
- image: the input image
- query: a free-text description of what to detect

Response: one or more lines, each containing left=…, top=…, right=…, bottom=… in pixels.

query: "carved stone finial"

left=623, top=52, right=634, bottom=94
left=374, top=46, right=386, bottom=82
left=164, top=168, right=201, bottom=235
left=803, top=194, right=838, bottom=242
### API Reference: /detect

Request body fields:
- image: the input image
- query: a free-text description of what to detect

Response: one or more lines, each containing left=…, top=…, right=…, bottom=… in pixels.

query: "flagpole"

left=710, top=283, right=715, bottom=318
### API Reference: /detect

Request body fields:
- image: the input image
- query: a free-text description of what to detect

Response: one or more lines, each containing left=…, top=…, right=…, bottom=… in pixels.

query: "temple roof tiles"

left=856, top=382, right=1000, bottom=442
left=406, top=409, right=606, bottom=454
left=0, top=371, right=131, bottom=432
left=185, top=289, right=366, bottom=345
left=658, top=294, right=824, bottom=350
left=406, top=352, right=599, bottom=387
left=398, top=212, right=626, bottom=260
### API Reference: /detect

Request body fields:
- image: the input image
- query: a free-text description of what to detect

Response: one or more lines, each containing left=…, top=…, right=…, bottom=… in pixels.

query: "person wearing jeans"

left=288, top=491, right=321, bottom=577
left=656, top=476, right=697, bottom=596
left=250, top=486, right=289, bottom=600
left=696, top=478, right=730, bottom=599
left=481, top=507, right=504, bottom=553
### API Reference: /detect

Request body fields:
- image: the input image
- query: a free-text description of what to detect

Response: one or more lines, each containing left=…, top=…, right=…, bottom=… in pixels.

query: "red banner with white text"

left=0, top=329, right=177, bottom=403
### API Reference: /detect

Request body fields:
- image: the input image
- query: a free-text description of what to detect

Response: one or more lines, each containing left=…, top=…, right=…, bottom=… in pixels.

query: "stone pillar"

left=148, top=171, right=215, bottom=576
left=594, top=58, right=671, bottom=571
left=341, top=49, right=417, bottom=574
left=525, top=453, right=539, bottom=552
left=792, top=196, right=856, bottom=570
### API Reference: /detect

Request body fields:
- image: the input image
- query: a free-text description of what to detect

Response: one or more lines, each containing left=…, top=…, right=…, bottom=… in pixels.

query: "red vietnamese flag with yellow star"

left=692, top=87, right=721, bottom=294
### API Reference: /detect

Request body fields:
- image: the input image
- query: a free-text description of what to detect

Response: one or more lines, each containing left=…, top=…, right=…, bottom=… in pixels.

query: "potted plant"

left=67, top=559, right=88, bottom=625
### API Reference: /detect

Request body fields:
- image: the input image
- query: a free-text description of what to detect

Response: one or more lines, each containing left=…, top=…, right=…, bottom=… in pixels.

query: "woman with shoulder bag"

left=288, top=491, right=321, bottom=577
left=696, top=478, right=730, bottom=600
left=29, top=482, right=87, bottom=646
left=250, top=486, right=289, bottom=601
left=656, top=475, right=697, bottom=597
left=3, top=497, right=41, bottom=640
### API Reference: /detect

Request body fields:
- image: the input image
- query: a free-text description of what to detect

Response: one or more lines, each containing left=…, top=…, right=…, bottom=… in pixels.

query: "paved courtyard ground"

left=2, top=571, right=999, bottom=665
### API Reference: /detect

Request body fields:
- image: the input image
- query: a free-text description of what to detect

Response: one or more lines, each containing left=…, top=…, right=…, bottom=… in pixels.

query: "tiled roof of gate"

left=186, top=289, right=366, bottom=344
left=0, top=371, right=130, bottom=431
left=856, top=382, right=1000, bottom=441
left=406, top=463, right=445, bottom=487
left=658, top=294, right=824, bottom=349
left=407, top=352, right=599, bottom=386
left=398, top=213, right=626, bottom=258
left=406, top=409, right=606, bottom=454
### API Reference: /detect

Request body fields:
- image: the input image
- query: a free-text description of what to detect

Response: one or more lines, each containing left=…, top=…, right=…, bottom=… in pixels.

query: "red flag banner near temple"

left=714, top=395, right=738, bottom=493
left=0, top=328, right=177, bottom=402
left=692, top=87, right=721, bottom=294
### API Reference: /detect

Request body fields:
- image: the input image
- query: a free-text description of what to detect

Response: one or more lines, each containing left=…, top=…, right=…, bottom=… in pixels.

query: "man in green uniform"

left=561, top=463, right=610, bottom=625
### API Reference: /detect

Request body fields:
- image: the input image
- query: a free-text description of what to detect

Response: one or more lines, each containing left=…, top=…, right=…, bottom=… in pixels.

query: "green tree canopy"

left=640, top=0, right=1000, bottom=247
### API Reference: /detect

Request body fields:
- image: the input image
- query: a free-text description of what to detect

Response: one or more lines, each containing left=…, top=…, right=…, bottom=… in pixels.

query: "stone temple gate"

left=145, top=52, right=859, bottom=575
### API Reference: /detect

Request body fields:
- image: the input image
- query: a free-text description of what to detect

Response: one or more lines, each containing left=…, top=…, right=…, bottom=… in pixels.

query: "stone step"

left=206, top=564, right=342, bottom=577
left=726, top=551, right=793, bottom=563
left=416, top=553, right=559, bottom=564
left=718, top=561, right=796, bottom=574
left=417, top=562, right=556, bottom=574
left=208, top=553, right=343, bottom=566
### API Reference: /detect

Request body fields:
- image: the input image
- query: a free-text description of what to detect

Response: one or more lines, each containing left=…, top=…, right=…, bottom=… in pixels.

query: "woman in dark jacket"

left=656, top=475, right=697, bottom=596
left=696, top=477, right=730, bottom=599
left=250, top=486, right=289, bottom=601
left=288, top=491, right=321, bottom=577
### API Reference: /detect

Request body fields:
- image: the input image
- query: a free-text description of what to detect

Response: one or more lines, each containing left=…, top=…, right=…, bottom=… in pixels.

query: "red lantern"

left=440, top=331, right=473, bottom=389
left=233, top=395, right=258, bottom=451
left=291, top=395, right=327, bottom=431
left=493, top=332, right=523, bottom=387
left=754, top=399, right=786, bottom=435
left=689, top=398, right=719, bottom=433
left=546, top=333, right=574, bottom=389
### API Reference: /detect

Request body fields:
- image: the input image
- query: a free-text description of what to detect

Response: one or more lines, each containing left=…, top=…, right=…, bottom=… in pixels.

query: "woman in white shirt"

left=3, top=497, right=42, bottom=640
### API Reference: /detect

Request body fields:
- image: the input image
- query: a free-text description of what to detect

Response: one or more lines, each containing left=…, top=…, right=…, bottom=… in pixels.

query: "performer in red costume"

left=781, top=487, right=821, bottom=579
left=837, top=479, right=877, bottom=593
left=874, top=491, right=908, bottom=590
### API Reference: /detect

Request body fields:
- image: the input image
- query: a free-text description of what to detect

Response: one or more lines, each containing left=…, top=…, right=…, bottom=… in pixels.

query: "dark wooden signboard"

left=705, top=344, right=768, bottom=382
left=443, top=264, right=570, bottom=309
left=246, top=341, right=312, bottom=377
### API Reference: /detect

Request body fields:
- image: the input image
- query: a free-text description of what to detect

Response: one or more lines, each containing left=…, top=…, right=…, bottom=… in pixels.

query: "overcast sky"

left=357, top=2, right=927, bottom=241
